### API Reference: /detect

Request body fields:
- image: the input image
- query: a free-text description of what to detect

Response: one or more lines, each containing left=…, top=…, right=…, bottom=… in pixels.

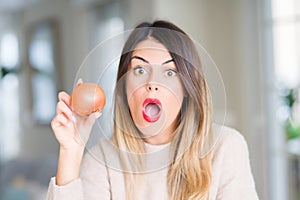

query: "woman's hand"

left=51, top=80, right=101, bottom=150
left=50, top=80, right=101, bottom=185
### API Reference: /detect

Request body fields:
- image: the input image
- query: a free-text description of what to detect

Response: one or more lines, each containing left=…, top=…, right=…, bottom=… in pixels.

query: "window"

left=0, top=32, right=20, bottom=161
left=272, top=0, right=300, bottom=88
left=28, top=21, right=61, bottom=124
left=271, top=0, right=300, bottom=199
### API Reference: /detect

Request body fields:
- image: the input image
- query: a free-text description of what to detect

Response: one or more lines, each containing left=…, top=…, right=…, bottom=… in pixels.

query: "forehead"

left=131, top=39, right=172, bottom=64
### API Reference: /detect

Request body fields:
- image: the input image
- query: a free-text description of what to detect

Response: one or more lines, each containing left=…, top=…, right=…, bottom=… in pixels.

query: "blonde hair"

left=113, top=20, right=213, bottom=200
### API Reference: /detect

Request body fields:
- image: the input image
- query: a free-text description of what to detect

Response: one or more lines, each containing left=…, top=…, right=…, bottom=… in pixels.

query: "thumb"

left=75, top=112, right=102, bottom=146
left=76, top=78, right=83, bottom=87
left=85, top=111, right=102, bottom=127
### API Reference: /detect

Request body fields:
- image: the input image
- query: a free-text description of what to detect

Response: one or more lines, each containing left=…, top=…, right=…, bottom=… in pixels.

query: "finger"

left=76, top=78, right=83, bottom=87
left=58, top=91, right=71, bottom=107
left=56, top=101, right=73, bottom=119
left=51, top=115, right=59, bottom=129
left=51, top=114, right=68, bottom=130
left=51, top=115, right=61, bottom=130
left=85, top=111, right=102, bottom=127
left=56, top=113, right=72, bottom=127
left=94, top=110, right=102, bottom=119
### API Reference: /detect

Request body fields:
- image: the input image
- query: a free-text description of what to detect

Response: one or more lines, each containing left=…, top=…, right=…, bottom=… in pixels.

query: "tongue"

left=145, top=103, right=160, bottom=118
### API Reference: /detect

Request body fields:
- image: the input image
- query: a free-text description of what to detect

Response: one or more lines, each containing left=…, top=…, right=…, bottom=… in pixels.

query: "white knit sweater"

left=46, top=125, right=259, bottom=200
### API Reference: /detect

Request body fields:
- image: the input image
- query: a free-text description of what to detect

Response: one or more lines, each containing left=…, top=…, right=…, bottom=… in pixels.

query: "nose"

left=146, top=69, right=160, bottom=92
left=146, top=84, right=159, bottom=91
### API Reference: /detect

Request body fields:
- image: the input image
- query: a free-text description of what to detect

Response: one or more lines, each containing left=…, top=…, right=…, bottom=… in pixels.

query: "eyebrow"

left=162, top=59, right=174, bottom=65
left=131, top=56, right=174, bottom=65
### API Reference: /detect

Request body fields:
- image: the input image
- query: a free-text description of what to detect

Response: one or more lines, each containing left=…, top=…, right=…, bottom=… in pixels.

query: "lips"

left=142, top=98, right=162, bottom=123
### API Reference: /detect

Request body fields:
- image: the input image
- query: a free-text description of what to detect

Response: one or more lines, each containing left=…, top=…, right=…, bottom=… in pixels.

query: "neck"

left=143, top=120, right=177, bottom=145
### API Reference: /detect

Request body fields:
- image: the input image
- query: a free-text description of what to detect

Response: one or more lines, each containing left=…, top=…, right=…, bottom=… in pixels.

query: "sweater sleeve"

left=46, top=177, right=84, bottom=200
left=46, top=146, right=111, bottom=200
left=216, top=129, right=259, bottom=200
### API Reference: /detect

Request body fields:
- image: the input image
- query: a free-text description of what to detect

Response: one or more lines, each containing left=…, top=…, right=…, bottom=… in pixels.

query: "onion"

left=70, top=83, right=106, bottom=116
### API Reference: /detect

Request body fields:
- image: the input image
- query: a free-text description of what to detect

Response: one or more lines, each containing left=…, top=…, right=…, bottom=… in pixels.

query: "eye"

left=133, top=66, right=147, bottom=75
left=165, top=69, right=177, bottom=77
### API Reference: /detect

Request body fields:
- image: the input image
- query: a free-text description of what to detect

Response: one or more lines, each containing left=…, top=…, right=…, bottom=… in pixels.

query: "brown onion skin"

left=70, top=83, right=106, bottom=116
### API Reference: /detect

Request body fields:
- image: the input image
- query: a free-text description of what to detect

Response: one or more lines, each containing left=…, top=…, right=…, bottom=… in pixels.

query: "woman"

left=47, top=20, right=259, bottom=200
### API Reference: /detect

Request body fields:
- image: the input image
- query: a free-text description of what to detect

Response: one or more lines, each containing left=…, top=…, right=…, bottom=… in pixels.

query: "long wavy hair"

left=113, top=20, right=213, bottom=200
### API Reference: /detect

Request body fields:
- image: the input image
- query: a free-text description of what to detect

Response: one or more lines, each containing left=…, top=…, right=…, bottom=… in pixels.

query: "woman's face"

left=125, top=39, right=185, bottom=144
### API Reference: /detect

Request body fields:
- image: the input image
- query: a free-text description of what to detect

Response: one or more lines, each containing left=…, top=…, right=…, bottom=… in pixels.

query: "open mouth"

left=142, top=98, right=162, bottom=123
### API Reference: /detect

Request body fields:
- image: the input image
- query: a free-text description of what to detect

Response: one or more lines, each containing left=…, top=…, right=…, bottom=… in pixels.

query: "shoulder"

left=211, top=124, right=250, bottom=161
left=82, top=138, right=122, bottom=172
left=80, top=139, right=114, bottom=182
left=209, top=124, right=259, bottom=199
left=83, top=138, right=115, bottom=163
left=81, top=142, right=105, bottom=171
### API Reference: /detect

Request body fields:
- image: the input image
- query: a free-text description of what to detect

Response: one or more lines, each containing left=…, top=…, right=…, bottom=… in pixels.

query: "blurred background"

left=0, top=0, right=299, bottom=199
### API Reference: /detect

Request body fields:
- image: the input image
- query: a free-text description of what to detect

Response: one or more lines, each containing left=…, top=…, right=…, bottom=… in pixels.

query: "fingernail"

left=61, top=116, right=67, bottom=124
left=95, top=112, right=102, bottom=119
left=71, top=115, right=77, bottom=123
left=67, top=122, right=72, bottom=127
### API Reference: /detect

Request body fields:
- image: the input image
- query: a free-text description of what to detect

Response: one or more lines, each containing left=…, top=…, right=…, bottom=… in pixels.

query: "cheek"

left=165, top=79, right=185, bottom=101
left=126, top=74, right=144, bottom=102
left=163, top=81, right=185, bottom=116
left=164, top=92, right=183, bottom=114
left=127, top=91, right=140, bottom=112
left=126, top=82, right=144, bottom=118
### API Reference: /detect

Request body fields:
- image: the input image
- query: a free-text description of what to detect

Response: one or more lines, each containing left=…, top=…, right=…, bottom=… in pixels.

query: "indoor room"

left=0, top=0, right=299, bottom=199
